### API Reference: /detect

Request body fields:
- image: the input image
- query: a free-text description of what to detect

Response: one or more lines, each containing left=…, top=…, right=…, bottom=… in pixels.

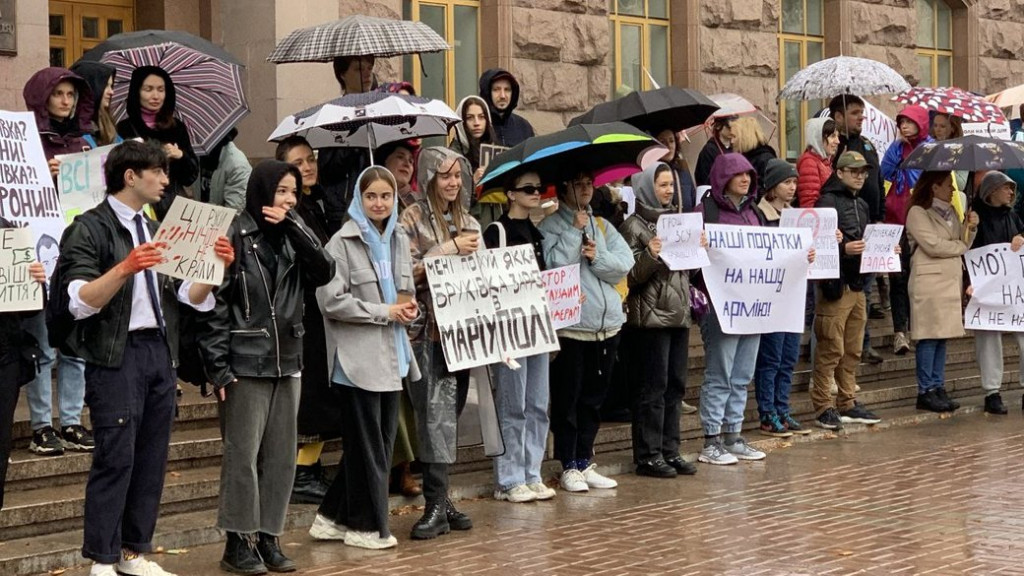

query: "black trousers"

left=319, top=386, right=399, bottom=537
left=631, top=327, right=689, bottom=463
left=890, top=249, right=912, bottom=333
left=549, top=335, right=621, bottom=467
left=82, top=330, right=176, bottom=564
left=0, top=359, right=19, bottom=511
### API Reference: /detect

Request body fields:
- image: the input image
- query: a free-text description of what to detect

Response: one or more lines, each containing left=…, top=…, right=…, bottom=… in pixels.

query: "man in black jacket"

left=479, top=68, right=535, bottom=147
left=57, top=140, right=233, bottom=576
left=811, top=152, right=883, bottom=432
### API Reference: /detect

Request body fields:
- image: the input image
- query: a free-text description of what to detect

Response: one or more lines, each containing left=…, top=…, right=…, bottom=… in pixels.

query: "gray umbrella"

left=778, top=56, right=911, bottom=101
left=268, top=15, right=450, bottom=63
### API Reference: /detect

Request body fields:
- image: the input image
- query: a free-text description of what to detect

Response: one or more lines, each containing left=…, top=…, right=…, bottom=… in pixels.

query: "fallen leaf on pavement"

left=49, top=570, right=66, bottom=575
left=391, top=504, right=424, bottom=516
left=836, top=550, right=854, bottom=557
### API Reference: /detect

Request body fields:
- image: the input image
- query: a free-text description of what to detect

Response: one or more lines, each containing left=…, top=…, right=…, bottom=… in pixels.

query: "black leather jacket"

left=57, top=201, right=182, bottom=368
left=199, top=211, right=334, bottom=388
left=816, top=175, right=870, bottom=291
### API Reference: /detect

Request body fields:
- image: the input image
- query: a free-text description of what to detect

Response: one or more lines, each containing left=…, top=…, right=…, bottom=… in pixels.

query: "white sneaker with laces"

left=581, top=463, right=618, bottom=489
left=725, top=438, right=767, bottom=461
left=344, top=530, right=398, bottom=550
left=117, top=554, right=177, bottom=576
left=681, top=400, right=698, bottom=414
left=89, top=564, right=118, bottom=576
left=494, top=484, right=537, bottom=503
left=698, top=442, right=739, bottom=465
left=559, top=468, right=589, bottom=492
left=309, top=513, right=348, bottom=540
left=526, top=482, right=556, bottom=500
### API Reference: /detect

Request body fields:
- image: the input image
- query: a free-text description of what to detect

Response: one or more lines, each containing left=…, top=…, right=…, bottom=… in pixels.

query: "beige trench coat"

left=906, top=205, right=976, bottom=341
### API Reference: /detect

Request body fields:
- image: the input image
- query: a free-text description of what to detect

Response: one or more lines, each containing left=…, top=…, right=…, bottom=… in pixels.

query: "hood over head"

left=453, top=95, right=494, bottom=153
left=125, top=66, right=177, bottom=125
left=69, top=61, right=115, bottom=122
left=978, top=170, right=1016, bottom=204
left=896, top=105, right=930, bottom=146
left=23, top=67, right=93, bottom=134
left=347, top=166, right=400, bottom=242
left=709, top=153, right=757, bottom=204
left=479, top=68, right=521, bottom=119
left=633, top=162, right=677, bottom=210
left=245, top=160, right=303, bottom=239
left=804, top=116, right=831, bottom=158
left=416, top=146, right=473, bottom=209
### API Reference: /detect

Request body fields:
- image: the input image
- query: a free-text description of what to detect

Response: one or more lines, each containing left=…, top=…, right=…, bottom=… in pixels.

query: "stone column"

left=670, top=0, right=701, bottom=89
left=480, top=0, right=513, bottom=72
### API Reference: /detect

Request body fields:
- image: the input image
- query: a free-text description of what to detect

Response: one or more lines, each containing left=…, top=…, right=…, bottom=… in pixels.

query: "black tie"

left=133, top=214, right=165, bottom=333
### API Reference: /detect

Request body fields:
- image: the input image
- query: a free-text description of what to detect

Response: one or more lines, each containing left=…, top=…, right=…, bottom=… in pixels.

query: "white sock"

left=90, top=564, right=115, bottom=575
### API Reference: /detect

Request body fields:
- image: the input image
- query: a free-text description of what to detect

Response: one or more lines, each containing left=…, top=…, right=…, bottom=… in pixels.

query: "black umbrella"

left=902, top=136, right=1024, bottom=172
left=77, top=29, right=244, bottom=67
left=568, top=87, right=719, bottom=133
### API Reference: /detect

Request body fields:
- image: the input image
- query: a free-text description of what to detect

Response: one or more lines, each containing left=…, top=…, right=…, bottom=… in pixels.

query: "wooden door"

left=49, top=1, right=135, bottom=68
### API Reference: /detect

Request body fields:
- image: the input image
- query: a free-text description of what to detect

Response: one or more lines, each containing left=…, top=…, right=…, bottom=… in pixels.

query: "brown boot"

left=393, top=462, right=421, bottom=497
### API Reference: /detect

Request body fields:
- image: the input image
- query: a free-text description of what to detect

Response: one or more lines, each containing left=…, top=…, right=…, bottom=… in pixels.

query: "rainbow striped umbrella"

left=101, top=42, right=249, bottom=155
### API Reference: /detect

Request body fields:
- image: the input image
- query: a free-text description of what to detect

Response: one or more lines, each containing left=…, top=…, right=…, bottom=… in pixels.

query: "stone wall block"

left=979, top=20, right=1024, bottom=60
left=849, top=2, right=914, bottom=47
left=563, top=15, right=609, bottom=66
left=587, top=64, right=611, bottom=107
left=700, top=29, right=777, bottom=78
left=981, top=0, right=1024, bottom=24
left=513, top=9, right=565, bottom=63
left=701, top=0, right=773, bottom=30
left=512, top=0, right=596, bottom=15
left=514, top=60, right=589, bottom=111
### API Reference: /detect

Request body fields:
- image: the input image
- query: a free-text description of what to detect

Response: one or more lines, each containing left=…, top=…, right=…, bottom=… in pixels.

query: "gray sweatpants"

left=975, top=331, right=1024, bottom=395
left=217, top=375, right=300, bottom=535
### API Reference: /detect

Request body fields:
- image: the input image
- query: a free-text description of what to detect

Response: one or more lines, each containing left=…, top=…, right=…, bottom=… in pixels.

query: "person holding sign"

left=906, top=172, right=978, bottom=413
left=811, top=151, right=884, bottom=430
left=400, top=147, right=480, bottom=539
left=198, top=161, right=333, bottom=574
left=309, top=166, right=419, bottom=549
left=619, top=162, right=698, bottom=478
left=54, top=141, right=225, bottom=576
left=451, top=95, right=503, bottom=227
left=969, top=172, right=1024, bottom=414
left=539, top=170, right=633, bottom=492
left=116, top=66, right=199, bottom=220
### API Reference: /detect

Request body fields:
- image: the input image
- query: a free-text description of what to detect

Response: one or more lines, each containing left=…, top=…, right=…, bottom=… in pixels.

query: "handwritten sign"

left=479, top=144, right=509, bottom=170
left=860, top=223, right=903, bottom=273
left=55, top=143, right=119, bottom=223
left=780, top=207, right=839, bottom=279
left=0, top=111, right=66, bottom=272
left=425, top=245, right=560, bottom=371
left=963, top=122, right=1011, bottom=141
left=0, top=227, right=43, bottom=311
left=541, top=264, right=581, bottom=330
left=964, top=243, right=1024, bottom=332
left=703, top=224, right=812, bottom=334
left=657, top=213, right=708, bottom=270
left=151, top=196, right=235, bottom=285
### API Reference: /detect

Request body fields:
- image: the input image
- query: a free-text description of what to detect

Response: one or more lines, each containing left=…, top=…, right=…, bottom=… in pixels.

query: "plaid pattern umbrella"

left=895, top=87, right=1006, bottom=124
left=778, top=56, right=911, bottom=101
left=268, top=15, right=450, bottom=63
left=103, top=42, right=249, bottom=156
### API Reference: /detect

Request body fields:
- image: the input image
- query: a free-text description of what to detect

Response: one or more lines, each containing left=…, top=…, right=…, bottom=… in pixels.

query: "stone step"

left=12, top=393, right=1008, bottom=576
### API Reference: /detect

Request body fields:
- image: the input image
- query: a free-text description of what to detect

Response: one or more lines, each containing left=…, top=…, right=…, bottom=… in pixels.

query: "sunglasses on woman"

left=512, top=185, right=543, bottom=195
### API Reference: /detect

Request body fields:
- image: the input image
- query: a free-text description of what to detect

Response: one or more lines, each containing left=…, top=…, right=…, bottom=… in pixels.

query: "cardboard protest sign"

left=780, top=207, right=839, bottom=279
left=703, top=224, right=812, bottom=334
left=55, top=143, right=119, bottom=223
left=964, top=243, right=1024, bottom=332
left=860, top=223, right=903, bottom=273
left=151, top=196, right=236, bottom=285
left=0, top=111, right=66, bottom=281
left=0, top=226, right=44, bottom=311
left=541, top=264, right=581, bottom=330
left=657, top=213, right=708, bottom=270
left=425, top=245, right=560, bottom=371
left=479, top=144, right=509, bottom=169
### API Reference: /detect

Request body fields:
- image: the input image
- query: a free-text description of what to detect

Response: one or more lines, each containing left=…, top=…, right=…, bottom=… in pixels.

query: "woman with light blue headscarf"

left=310, top=166, right=420, bottom=550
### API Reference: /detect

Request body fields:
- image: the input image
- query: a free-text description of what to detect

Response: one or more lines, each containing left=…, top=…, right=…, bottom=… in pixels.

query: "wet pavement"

left=54, top=406, right=1024, bottom=575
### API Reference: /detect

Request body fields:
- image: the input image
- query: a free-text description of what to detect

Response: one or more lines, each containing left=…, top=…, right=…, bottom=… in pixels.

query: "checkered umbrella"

left=778, top=56, right=911, bottom=101
left=894, top=87, right=1006, bottom=124
left=102, top=42, right=249, bottom=156
left=268, top=15, right=450, bottom=63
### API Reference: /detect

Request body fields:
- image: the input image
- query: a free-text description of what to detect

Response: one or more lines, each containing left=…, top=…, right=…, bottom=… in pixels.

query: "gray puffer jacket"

left=618, top=162, right=691, bottom=329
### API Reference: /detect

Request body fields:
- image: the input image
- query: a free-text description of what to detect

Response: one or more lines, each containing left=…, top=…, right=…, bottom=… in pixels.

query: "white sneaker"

left=116, top=555, right=177, bottom=576
left=698, top=442, right=739, bottom=465
left=526, top=482, right=556, bottom=501
left=559, top=468, right=589, bottom=492
left=90, top=564, right=118, bottom=576
left=344, top=530, right=398, bottom=550
left=581, top=463, right=618, bottom=489
left=681, top=400, right=698, bottom=414
left=725, top=438, right=767, bottom=461
left=494, top=484, right=537, bottom=503
left=309, top=513, right=348, bottom=540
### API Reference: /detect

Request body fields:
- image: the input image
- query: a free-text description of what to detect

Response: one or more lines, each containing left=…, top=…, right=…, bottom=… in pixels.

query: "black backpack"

left=46, top=213, right=111, bottom=352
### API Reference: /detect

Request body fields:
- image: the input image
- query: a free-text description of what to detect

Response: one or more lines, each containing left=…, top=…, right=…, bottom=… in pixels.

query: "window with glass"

left=916, top=0, right=952, bottom=87
left=403, top=0, right=480, bottom=106
left=778, top=0, right=824, bottom=162
left=609, top=0, right=670, bottom=97
left=48, top=1, right=135, bottom=67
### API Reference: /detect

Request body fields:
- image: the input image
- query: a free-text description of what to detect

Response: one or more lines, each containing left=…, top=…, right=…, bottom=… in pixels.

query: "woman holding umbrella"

left=117, top=66, right=199, bottom=219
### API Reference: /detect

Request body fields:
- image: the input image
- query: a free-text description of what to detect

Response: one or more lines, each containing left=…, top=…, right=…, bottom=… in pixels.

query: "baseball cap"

left=836, top=151, right=868, bottom=170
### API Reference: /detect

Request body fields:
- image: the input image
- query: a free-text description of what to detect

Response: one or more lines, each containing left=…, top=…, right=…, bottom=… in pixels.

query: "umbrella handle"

left=368, top=129, right=376, bottom=165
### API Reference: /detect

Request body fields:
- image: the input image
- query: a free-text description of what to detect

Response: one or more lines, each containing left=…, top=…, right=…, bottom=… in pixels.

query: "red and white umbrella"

left=894, top=86, right=1006, bottom=124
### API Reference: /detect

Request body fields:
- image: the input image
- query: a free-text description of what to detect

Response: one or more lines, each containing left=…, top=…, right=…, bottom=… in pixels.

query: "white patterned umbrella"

left=778, top=56, right=911, bottom=101
left=268, top=15, right=450, bottom=63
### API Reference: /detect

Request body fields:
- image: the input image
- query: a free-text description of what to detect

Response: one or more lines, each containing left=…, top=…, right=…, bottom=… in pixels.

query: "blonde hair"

left=731, top=116, right=769, bottom=154
left=426, top=162, right=466, bottom=242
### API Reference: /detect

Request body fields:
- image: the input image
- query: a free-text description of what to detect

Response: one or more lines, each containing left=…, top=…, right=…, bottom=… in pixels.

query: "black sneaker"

left=916, top=389, right=950, bottom=413
left=869, top=304, right=886, bottom=319
left=935, top=388, right=959, bottom=411
left=664, top=456, right=698, bottom=476
left=636, top=459, right=677, bottom=478
left=862, top=347, right=884, bottom=365
left=985, top=393, right=1008, bottom=415
left=60, top=425, right=95, bottom=452
left=815, top=408, right=843, bottom=430
left=840, top=403, right=882, bottom=424
left=29, top=426, right=65, bottom=456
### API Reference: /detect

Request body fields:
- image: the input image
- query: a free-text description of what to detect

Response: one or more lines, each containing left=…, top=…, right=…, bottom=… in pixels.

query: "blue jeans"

left=699, top=307, right=760, bottom=437
left=492, top=353, right=550, bottom=490
left=915, top=338, right=947, bottom=394
left=23, top=311, right=86, bottom=430
left=754, top=331, right=800, bottom=418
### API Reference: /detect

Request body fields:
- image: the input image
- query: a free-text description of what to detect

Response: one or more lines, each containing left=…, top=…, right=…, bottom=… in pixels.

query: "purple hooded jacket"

left=699, top=153, right=762, bottom=227
left=22, top=67, right=94, bottom=159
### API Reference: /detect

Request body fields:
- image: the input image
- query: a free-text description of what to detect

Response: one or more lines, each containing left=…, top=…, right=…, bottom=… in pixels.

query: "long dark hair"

left=126, top=66, right=178, bottom=131
left=907, top=171, right=951, bottom=214
left=462, top=98, right=495, bottom=169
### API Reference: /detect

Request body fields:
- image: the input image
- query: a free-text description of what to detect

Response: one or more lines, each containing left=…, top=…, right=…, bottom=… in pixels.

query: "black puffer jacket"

left=199, top=164, right=334, bottom=389
left=816, top=174, right=870, bottom=291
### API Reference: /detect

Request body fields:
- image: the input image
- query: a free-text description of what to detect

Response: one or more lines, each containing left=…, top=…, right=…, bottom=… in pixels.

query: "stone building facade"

left=0, top=0, right=1021, bottom=160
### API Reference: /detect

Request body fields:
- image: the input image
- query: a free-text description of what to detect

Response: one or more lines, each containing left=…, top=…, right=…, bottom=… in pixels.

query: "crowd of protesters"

left=0, top=49, right=1022, bottom=576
